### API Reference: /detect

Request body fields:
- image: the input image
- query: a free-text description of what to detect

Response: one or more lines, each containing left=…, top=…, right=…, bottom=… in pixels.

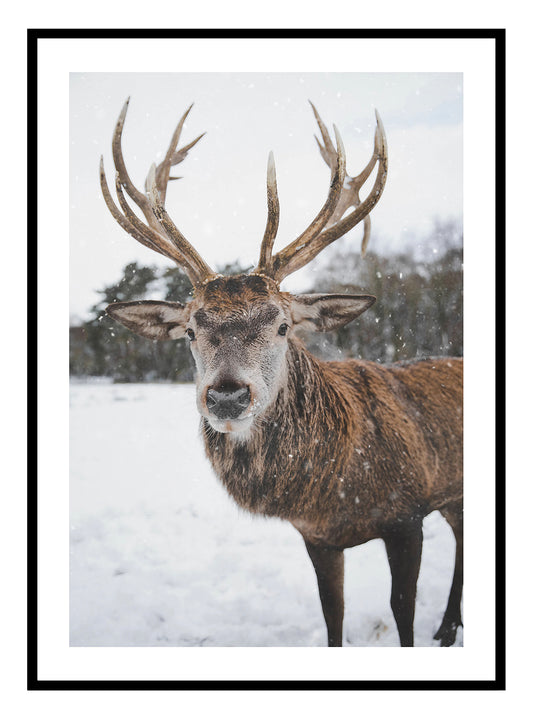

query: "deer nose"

left=206, top=384, right=251, bottom=420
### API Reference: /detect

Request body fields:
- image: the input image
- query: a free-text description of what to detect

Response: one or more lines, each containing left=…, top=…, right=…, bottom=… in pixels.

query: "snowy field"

left=70, top=382, right=463, bottom=647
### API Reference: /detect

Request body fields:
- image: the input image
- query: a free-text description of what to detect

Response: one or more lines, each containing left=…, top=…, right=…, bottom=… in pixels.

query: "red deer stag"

left=100, top=99, right=463, bottom=647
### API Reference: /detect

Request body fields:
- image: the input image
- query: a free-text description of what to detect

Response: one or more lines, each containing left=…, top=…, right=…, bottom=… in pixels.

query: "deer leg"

left=434, top=502, right=463, bottom=646
left=304, top=540, right=344, bottom=647
left=383, top=519, right=423, bottom=647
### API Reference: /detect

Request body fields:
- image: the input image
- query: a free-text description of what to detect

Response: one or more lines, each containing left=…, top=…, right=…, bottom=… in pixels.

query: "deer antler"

left=100, top=98, right=217, bottom=287
left=254, top=103, right=388, bottom=283
left=101, top=99, right=387, bottom=290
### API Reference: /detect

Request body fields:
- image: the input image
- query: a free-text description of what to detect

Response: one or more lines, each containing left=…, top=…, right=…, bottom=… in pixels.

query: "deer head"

left=101, top=99, right=387, bottom=439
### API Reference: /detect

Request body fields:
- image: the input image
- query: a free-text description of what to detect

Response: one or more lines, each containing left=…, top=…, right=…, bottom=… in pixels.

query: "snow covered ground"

left=70, top=382, right=462, bottom=647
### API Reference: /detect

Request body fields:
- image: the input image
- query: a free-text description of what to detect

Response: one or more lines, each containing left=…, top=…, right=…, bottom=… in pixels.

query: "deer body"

left=205, top=340, right=462, bottom=546
left=101, top=100, right=463, bottom=647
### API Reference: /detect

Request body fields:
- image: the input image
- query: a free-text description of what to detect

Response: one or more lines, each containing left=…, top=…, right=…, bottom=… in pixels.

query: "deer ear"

left=106, top=300, right=190, bottom=340
left=290, top=294, right=376, bottom=332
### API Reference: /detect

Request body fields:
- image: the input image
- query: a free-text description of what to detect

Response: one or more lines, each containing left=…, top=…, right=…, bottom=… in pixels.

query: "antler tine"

left=269, top=107, right=387, bottom=282
left=351, top=117, right=382, bottom=190
left=256, top=151, right=280, bottom=275
left=113, top=168, right=201, bottom=272
left=309, top=104, right=379, bottom=254
left=101, top=156, right=207, bottom=283
left=100, top=156, right=169, bottom=259
left=111, top=98, right=162, bottom=235
left=155, top=132, right=206, bottom=183
left=313, top=109, right=387, bottom=253
left=148, top=104, right=207, bottom=205
left=310, top=100, right=337, bottom=159
left=146, top=165, right=216, bottom=283
left=310, top=103, right=356, bottom=227
left=266, top=122, right=346, bottom=280
left=337, top=111, right=386, bottom=256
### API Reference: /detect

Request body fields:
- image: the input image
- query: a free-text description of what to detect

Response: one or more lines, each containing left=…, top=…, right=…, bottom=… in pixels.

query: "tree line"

left=70, top=221, right=462, bottom=382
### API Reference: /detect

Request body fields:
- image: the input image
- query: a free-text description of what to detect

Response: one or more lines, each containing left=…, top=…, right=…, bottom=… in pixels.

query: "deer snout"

left=205, top=383, right=251, bottom=420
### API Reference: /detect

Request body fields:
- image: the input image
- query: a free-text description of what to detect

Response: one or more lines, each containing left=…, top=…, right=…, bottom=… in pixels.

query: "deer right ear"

left=106, top=300, right=190, bottom=340
left=290, top=294, right=376, bottom=332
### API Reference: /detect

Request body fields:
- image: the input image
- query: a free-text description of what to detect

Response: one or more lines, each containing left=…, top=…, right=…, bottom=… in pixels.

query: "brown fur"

left=102, top=102, right=459, bottom=646
left=193, top=276, right=464, bottom=647
left=204, top=338, right=462, bottom=548
left=107, top=273, right=463, bottom=646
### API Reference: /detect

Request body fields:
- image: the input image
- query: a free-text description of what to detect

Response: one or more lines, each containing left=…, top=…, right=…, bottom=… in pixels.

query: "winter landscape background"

left=70, top=71, right=463, bottom=648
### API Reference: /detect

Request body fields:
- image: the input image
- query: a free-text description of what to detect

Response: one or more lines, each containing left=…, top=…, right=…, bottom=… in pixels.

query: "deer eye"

left=186, top=328, right=196, bottom=341
left=278, top=323, right=289, bottom=337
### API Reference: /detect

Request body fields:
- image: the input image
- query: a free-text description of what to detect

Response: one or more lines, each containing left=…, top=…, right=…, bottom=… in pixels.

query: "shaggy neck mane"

left=202, top=338, right=356, bottom=521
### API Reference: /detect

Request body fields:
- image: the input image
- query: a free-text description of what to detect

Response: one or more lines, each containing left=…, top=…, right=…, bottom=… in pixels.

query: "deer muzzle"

left=205, top=383, right=252, bottom=420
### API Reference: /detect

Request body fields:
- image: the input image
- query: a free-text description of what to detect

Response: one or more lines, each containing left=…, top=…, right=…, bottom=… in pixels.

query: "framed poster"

left=29, top=28, right=504, bottom=689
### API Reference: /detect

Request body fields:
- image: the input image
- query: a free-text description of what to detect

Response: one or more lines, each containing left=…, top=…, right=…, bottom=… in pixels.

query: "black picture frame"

left=28, top=27, right=505, bottom=691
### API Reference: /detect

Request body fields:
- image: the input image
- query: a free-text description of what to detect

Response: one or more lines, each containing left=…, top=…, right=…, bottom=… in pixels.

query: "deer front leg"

left=383, top=519, right=423, bottom=647
left=304, top=540, right=344, bottom=647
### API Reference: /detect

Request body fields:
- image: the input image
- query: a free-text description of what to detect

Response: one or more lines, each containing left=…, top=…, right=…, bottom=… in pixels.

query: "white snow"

left=70, top=382, right=463, bottom=647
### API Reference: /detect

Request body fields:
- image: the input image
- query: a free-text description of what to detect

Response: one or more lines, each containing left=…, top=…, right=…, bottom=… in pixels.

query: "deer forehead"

left=193, top=303, right=282, bottom=333
left=197, top=274, right=281, bottom=302
left=190, top=274, right=290, bottom=333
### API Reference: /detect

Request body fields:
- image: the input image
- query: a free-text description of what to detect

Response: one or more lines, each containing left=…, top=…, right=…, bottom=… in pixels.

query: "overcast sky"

left=70, top=72, right=462, bottom=320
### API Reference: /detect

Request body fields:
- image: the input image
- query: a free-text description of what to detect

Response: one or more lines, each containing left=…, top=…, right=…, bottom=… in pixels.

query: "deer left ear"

left=290, top=294, right=376, bottom=332
left=106, top=300, right=189, bottom=340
